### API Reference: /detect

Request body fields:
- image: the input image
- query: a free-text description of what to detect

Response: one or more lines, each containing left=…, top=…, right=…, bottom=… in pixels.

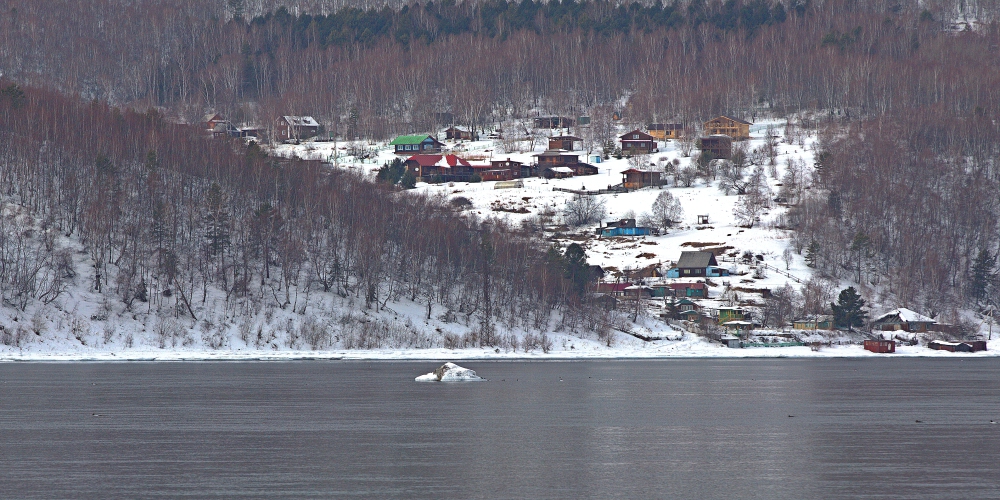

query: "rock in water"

left=415, top=362, right=484, bottom=382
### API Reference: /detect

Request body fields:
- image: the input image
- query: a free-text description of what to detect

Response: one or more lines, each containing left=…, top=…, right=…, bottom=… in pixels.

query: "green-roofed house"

left=390, top=134, right=443, bottom=155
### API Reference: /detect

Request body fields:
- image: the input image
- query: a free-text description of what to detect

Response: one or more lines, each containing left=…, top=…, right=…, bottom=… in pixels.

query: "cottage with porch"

left=445, top=126, right=475, bottom=141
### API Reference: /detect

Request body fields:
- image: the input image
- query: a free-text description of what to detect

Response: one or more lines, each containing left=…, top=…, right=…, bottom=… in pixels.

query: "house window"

left=633, top=134, right=639, bottom=139
left=683, top=269, right=690, bottom=275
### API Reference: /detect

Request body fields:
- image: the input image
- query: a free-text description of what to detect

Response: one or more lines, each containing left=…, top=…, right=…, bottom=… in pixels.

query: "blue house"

left=665, top=251, right=730, bottom=278
left=598, top=218, right=654, bottom=237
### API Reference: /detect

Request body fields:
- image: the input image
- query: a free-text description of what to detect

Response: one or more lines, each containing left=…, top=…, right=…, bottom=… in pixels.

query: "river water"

left=1, top=359, right=998, bottom=499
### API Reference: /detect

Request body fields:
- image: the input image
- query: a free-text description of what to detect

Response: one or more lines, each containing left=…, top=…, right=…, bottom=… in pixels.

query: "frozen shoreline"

left=2, top=344, right=997, bottom=362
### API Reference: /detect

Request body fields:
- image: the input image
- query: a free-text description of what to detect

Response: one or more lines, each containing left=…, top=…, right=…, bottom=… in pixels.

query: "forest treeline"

left=2, top=0, right=998, bottom=137
left=0, top=82, right=603, bottom=344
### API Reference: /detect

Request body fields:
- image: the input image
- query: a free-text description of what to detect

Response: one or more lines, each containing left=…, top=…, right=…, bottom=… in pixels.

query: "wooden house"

left=793, top=316, right=834, bottom=331
left=548, top=135, right=583, bottom=151
left=703, top=115, right=751, bottom=140
left=621, top=169, right=661, bottom=189
left=445, top=126, right=475, bottom=141
left=391, top=134, right=444, bottom=155
left=492, top=158, right=528, bottom=178
left=404, top=154, right=472, bottom=181
left=717, top=307, right=750, bottom=325
left=648, top=123, right=683, bottom=140
left=666, top=251, right=729, bottom=278
left=872, top=308, right=936, bottom=333
left=699, top=135, right=733, bottom=160
left=534, top=150, right=579, bottom=167
left=275, top=116, right=320, bottom=141
left=619, top=130, right=657, bottom=156
left=572, top=163, right=599, bottom=176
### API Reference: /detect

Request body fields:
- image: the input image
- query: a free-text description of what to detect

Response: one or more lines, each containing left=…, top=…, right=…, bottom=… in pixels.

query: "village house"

left=444, top=126, right=475, bottom=141
left=491, top=158, right=530, bottom=177
left=717, top=306, right=750, bottom=325
left=620, top=168, right=661, bottom=189
left=391, top=134, right=444, bottom=155
left=403, top=154, right=472, bottom=181
left=619, top=130, right=657, bottom=155
left=699, top=135, right=733, bottom=160
left=793, top=315, right=835, bottom=331
left=598, top=218, right=654, bottom=237
left=533, top=150, right=598, bottom=178
left=872, top=308, right=937, bottom=333
left=596, top=282, right=633, bottom=296
left=703, top=115, right=751, bottom=140
left=647, top=123, right=683, bottom=140
left=665, top=251, right=730, bottom=278
left=548, top=135, right=583, bottom=151
left=202, top=113, right=240, bottom=138
left=275, top=115, right=320, bottom=141
left=666, top=282, right=707, bottom=298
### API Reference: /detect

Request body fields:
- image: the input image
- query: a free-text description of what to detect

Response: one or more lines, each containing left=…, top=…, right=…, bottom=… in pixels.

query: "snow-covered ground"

left=3, top=117, right=996, bottom=361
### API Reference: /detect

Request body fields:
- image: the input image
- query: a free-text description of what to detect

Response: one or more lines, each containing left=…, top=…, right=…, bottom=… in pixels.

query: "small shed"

left=494, top=180, right=524, bottom=190
left=721, top=335, right=742, bottom=348
left=794, top=316, right=834, bottom=331
left=864, top=339, right=896, bottom=353
left=722, top=320, right=754, bottom=337
left=543, top=166, right=575, bottom=179
left=621, top=169, right=661, bottom=189
left=445, top=126, right=475, bottom=141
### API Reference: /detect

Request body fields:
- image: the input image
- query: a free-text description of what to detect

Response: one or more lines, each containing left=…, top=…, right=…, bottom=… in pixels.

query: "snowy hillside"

left=2, top=116, right=996, bottom=361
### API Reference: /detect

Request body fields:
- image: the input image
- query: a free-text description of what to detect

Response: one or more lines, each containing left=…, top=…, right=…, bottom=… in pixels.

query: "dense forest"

left=2, top=0, right=1000, bottom=324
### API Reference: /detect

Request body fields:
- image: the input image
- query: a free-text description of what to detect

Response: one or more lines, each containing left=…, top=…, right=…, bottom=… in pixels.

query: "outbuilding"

left=864, top=339, right=896, bottom=353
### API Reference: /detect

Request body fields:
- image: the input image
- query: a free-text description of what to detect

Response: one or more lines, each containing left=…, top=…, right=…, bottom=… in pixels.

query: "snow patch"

left=415, top=362, right=485, bottom=382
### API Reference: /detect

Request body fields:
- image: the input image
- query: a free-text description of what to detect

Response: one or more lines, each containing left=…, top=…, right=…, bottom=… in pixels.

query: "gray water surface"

left=1, top=359, right=998, bottom=499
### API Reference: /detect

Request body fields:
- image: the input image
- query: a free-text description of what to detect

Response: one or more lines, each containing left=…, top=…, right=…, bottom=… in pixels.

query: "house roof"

left=619, top=130, right=655, bottom=140
left=203, top=113, right=224, bottom=123
left=281, top=116, right=319, bottom=127
left=405, top=154, right=471, bottom=168
left=548, top=166, right=575, bottom=173
left=446, top=125, right=471, bottom=132
left=533, top=149, right=576, bottom=157
left=708, top=115, right=752, bottom=125
left=873, top=308, right=936, bottom=324
left=391, top=134, right=438, bottom=145
left=676, top=251, right=718, bottom=269
left=549, top=135, right=583, bottom=141
left=620, top=168, right=659, bottom=174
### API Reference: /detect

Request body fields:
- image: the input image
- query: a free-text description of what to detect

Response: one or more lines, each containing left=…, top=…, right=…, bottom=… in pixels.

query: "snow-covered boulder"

left=415, top=362, right=484, bottom=382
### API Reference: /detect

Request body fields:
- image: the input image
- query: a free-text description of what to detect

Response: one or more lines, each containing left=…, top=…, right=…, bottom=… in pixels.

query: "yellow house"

left=703, top=116, right=751, bottom=140
left=648, top=123, right=682, bottom=140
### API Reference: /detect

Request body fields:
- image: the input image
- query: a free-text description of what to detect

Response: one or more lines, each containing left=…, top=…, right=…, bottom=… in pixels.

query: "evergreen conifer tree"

left=831, top=286, right=867, bottom=329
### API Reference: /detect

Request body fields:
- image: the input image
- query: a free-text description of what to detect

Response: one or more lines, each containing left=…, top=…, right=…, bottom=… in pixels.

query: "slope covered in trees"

left=0, top=82, right=598, bottom=347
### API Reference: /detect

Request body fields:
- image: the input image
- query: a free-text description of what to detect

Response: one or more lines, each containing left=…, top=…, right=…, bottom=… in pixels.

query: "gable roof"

left=675, top=251, right=718, bottom=269
left=707, top=115, right=752, bottom=125
left=619, top=130, right=655, bottom=140
left=873, top=308, right=936, bottom=324
left=549, top=135, right=583, bottom=141
left=405, top=154, right=471, bottom=168
left=281, top=116, right=319, bottom=127
left=391, top=134, right=439, bottom=146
